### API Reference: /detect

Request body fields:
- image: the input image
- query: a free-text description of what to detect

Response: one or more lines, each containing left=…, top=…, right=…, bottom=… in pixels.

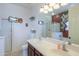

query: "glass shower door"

left=0, top=19, right=12, bottom=55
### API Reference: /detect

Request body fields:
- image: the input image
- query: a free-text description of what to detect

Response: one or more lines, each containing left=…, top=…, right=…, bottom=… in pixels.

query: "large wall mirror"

left=52, top=11, right=69, bottom=38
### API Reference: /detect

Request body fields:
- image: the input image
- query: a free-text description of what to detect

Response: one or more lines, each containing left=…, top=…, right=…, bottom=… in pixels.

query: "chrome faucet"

left=61, top=38, right=71, bottom=51
left=39, top=37, right=41, bottom=40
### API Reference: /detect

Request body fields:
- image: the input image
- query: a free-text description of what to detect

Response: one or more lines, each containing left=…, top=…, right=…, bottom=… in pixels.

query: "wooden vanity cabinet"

left=28, top=43, right=34, bottom=56
left=34, top=49, right=43, bottom=56
left=28, top=43, right=43, bottom=56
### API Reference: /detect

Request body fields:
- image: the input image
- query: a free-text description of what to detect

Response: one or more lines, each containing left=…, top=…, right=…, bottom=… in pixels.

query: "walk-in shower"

left=0, top=16, right=23, bottom=55
left=8, top=16, right=23, bottom=55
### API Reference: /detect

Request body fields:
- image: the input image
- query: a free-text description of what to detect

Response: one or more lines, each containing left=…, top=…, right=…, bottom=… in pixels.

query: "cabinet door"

left=28, top=43, right=34, bottom=56
left=35, top=49, right=41, bottom=56
left=28, top=47, right=34, bottom=56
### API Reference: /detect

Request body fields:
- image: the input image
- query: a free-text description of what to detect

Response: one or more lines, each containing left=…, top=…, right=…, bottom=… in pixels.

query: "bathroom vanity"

left=27, top=38, right=79, bottom=56
left=28, top=43, right=43, bottom=56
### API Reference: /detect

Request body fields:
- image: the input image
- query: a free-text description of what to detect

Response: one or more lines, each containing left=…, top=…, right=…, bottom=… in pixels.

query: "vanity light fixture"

left=49, top=3, right=56, bottom=7
left=44, top=10, right=48, bottom=14
left=60, top=3, right=68, bottom=6
left=40, top=7, right=44, bottom=12
left=48, top=7, right=53, bottom=12
left=44, top=4, right=49, bottom=10
left=53, top=4, right=60, bottom=9
left=40, top=3, right=68, bottom=14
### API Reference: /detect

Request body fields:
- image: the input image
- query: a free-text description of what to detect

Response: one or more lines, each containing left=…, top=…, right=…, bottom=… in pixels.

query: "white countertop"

left=27, top=38, right=79, bottom=56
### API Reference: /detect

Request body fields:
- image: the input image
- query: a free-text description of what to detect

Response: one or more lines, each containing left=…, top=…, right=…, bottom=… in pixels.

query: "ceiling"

left=13, top=3, right=78, bottom=15
left=13, top=3, right=43, bottom=8
left=13, top=3, right=77, bottom=7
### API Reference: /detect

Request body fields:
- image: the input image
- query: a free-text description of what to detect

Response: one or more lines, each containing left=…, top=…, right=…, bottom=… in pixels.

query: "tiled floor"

left=5, top=49, right=28, bottom=56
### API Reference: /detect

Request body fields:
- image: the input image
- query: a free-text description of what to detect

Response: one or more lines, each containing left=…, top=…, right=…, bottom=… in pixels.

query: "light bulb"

left=49, top=3, right=56, bottom=7
left=48, top=7, right=53, bottom=12
left=40, top=7, right=44, bottom=12
left=53, top=4, right=60, bottom=9
left=44, top=10, right=48, bottom=14
left=44, top=4, right=49, bottom=10
left=61, top=3, right=68, bottom=6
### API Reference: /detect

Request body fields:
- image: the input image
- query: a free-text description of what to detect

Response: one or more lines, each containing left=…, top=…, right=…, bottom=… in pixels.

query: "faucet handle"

left=67, top=37, right=72, bottom=45
left=69, top=37, right=71, bottom=39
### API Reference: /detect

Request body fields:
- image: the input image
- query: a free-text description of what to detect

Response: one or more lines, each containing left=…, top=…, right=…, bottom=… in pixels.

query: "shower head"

left=8, top=16, right=23, bottom=23
left=8, top=16, right=17, bottom=22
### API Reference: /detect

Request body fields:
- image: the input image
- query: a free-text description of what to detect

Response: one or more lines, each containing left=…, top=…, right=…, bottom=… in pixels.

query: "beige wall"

left=69, top=5, right=79, bottom=44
